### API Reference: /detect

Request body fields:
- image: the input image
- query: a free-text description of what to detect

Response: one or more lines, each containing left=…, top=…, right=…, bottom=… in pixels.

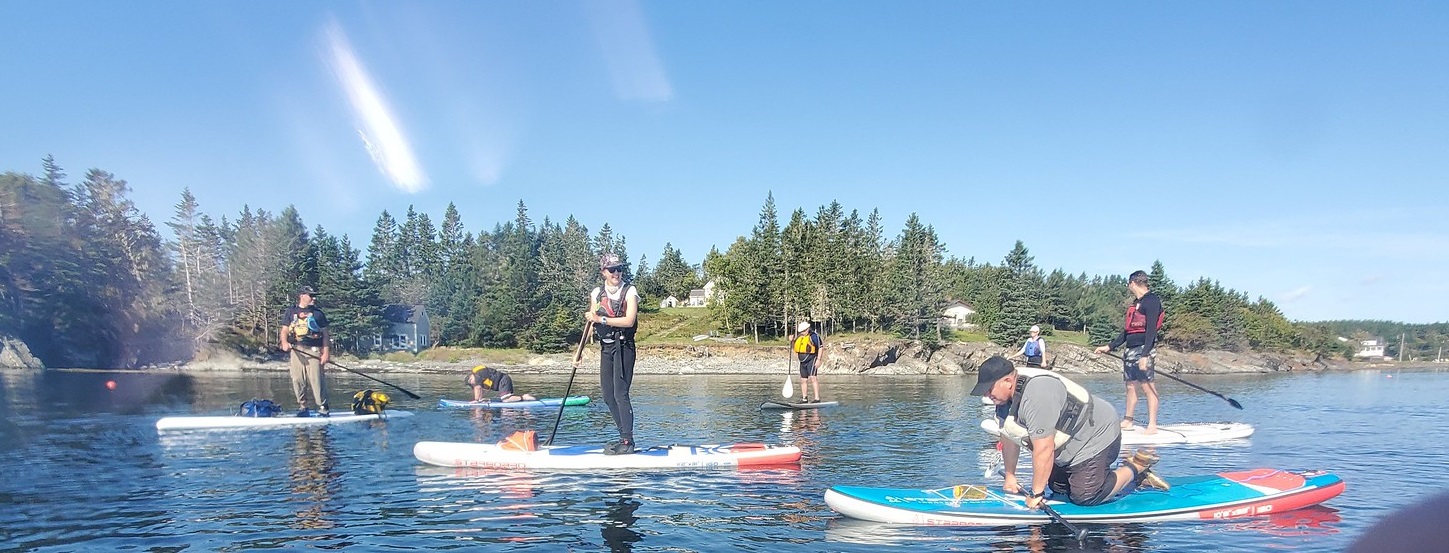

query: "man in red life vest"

left=1095, top=270, right=1165, bottom=435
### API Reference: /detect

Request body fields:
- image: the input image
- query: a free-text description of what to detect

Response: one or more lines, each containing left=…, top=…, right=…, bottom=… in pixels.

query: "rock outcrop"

left=0, top=335, right=44, bottom=369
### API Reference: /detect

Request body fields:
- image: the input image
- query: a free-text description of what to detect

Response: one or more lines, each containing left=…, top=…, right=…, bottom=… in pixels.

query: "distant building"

left=1353, top=337, right=1387, bottom=359
left=687, top=288, right=707, bottom=307
left=943, top=301, right=977, bottom=330
left=368, top=304, right=431, bottom=354
left=703, top=280, right=716, bottom=302
left=660, top=296, right=679, bottom=309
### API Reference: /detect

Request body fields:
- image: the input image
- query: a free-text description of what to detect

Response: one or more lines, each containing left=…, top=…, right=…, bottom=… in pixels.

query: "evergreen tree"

left=989, top=241, right=1044, bottom=347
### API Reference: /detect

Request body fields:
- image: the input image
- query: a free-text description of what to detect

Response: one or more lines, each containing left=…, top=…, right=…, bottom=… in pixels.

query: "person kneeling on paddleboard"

left=972, top=355, right=1169, bottom=511
left=466, top=365, right=537, bottom=403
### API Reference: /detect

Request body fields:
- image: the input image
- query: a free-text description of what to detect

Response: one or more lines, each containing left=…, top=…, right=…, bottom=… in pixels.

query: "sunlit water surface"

left=2, top=367, right=1444, bottom=551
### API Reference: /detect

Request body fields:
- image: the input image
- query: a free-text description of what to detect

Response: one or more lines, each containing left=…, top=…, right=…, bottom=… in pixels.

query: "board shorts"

left=1025, top=355, right=1043, bottom=367
left=799, top=357, right=819, bottom=378
left=1048, top=435, right=1123, bottom=506
left=1122, top=346, right=1155, bottom=383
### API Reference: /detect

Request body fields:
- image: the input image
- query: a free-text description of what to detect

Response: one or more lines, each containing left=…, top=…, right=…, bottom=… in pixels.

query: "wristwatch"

left=601, top=316, right=609, bottom=325
left=1024, top=490, right=1042, bottom=499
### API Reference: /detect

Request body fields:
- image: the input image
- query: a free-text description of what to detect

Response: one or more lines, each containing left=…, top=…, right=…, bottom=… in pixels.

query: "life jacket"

left=499, top=430, right=538, bottom=451
left=593, top=284, right=638, bottom=342
left=1124, top=301, right=1165, bottom=335
left=352, top=389, right=390, bottom=415
left=1024, top=338, right=1042, bottom=357
left=996, top=367, right=1094, bottom=450
left=793, top=333, right=818, bottom=354
left=288, top=310, right=322, bottom=343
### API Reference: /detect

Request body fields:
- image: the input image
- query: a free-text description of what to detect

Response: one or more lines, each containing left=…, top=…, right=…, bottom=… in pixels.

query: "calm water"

left=1, top=366, right=1445, bottom=552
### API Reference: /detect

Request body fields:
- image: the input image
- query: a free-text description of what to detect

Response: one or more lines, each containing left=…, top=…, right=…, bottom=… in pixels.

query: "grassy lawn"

left=634, top=307, right=719, bottom=344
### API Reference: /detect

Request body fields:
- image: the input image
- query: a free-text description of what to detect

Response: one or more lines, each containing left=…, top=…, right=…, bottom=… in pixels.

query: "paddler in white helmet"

left=972, top=355, right=1168, bottom=511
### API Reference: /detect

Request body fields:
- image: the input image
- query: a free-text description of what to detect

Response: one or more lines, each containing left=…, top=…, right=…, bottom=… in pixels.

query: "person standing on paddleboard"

left=466, top=365, right=537, bottom=402
left=1095, top=270, right=1165, bottom=435
left=583, top=254, right=640, bottom=455
left=972, top=355, right=1169, bottom=511
left=791, top=321, right=827, bottom=402
left=280, top=286, right=330, bottom=417
left=1013, top=325, right=1048, bottom=367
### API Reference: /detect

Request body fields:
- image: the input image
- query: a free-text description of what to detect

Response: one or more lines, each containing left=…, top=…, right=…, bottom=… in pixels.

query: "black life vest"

left=1124, top=301, right=1165, bottom=335
left=999, top=368, right=1094, bottom=450
left=593, top=284, right=638, bottom=343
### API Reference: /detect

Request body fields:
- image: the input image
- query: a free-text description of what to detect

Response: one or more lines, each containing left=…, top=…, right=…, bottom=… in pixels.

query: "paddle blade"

left=781, top=375, right=794, bottom=399
left=1229, top=398, right=1244, bottom=409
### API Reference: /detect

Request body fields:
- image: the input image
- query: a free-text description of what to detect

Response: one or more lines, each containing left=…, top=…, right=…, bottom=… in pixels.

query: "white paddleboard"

left=414, top=441, right=802, bottom=470
left=157, top=410, right=414, bottom=431
left=979, top=419, right=1253, bottom=446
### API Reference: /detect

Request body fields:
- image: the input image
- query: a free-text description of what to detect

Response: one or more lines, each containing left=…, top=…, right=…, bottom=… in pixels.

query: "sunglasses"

left=603, top=266, right=623, bottom=274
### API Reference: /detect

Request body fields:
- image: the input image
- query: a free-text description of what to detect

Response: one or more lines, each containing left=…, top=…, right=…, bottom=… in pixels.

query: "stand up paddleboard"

left=826, top=468, right=1344, bottom=525
left=157, top=410, right=413, bottom=431
left=760, top=400, right=839, bottom=410
left=439, top=396, right=590, bottom=409
left=414, top=441, right=801, bottom=470
left=978, top=419, right=1254, bottom=446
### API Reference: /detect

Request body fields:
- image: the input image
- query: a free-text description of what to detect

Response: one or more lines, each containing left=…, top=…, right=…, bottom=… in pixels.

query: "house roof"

left=688, top=289, right=706, bottom=298
left=383, top=304, right=426, bottom=324
left=944, top=300, right=975, bottom=311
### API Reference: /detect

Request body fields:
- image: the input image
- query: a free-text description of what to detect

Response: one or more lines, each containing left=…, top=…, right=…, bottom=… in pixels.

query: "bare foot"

left=1120, top=420, right=1136, bottom=429
left=1142, top=426, right=1158, bottom=435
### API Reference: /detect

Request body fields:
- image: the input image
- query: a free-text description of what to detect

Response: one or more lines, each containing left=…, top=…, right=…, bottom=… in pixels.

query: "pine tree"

left=989, top=241, right=1044, bottom=347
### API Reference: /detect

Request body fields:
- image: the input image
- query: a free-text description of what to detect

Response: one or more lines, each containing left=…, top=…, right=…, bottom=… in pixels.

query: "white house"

left=703, top=280, right=716, bottom=302
left=686, top=289, right=707, bottom=307
left=943, top=301, right=977, bottom=330
left=1354, top=338, right=1387, bottom=359
left=659, top=296, right=679, bottom=309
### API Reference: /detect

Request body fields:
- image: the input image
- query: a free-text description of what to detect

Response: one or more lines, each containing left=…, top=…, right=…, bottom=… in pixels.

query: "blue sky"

left=2, top=1, right=1446, bottom=323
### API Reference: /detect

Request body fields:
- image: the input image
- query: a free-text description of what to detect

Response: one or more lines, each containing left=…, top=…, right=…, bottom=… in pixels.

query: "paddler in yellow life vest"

left=791, top=321, right=826, bottom=403
left=466, top=365, right=537, bottom=402
left=972, top=355, right=1169, bottom=510
left=278, top=286, right=330, bottom=417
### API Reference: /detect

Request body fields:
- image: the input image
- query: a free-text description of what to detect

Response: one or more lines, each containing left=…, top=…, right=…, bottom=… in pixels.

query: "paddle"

left=289, top=347, right=422, bottom=399
left=1103, top=352, right=1244, bottom=410
left=781, top=337, right=795, bottom=399
left=546, top=322, right=593, bottom=446
left=1040, top=501, right=1089, bottom=542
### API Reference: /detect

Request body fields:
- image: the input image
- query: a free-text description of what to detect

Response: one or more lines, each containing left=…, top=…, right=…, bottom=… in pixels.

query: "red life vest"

left=1124, top=302, right=1165, bottom=334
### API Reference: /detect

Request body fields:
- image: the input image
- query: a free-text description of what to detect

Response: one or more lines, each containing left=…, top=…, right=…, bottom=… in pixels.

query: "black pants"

left=599, top=340, right=636, bottom=442
left=1048, top=436, right=1123, bottom=506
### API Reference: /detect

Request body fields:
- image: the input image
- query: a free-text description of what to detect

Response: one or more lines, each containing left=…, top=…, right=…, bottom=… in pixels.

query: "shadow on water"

left=33, top=370, right=196, bottom=415
left=601, top=489, right=645, bottom=552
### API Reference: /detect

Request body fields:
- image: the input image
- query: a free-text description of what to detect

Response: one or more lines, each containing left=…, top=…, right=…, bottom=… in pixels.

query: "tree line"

left=2, top=158, right=1425, bottom=369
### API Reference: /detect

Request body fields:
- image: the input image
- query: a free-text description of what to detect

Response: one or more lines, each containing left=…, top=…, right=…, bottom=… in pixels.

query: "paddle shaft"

left=1103, top=352, right=1244, bottom=410
left=547, top=322, right=593, bottom=446
left=1040, top=501, right=1089, bottom=542
left=289, top=347, right=422, bottom=399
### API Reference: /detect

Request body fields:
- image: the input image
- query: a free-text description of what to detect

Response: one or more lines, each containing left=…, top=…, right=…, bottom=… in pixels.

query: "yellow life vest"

left=792, top=334, right=817, bottom=354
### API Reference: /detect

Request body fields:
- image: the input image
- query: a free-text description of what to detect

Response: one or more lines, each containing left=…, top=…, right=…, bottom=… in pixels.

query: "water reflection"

left=288, top=427, right=338, bottom=531
left=601, top=490, right=644, bottom=553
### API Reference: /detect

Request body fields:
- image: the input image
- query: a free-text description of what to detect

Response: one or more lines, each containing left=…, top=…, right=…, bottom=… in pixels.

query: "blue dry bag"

left=240, top=399, right=283, bottom=417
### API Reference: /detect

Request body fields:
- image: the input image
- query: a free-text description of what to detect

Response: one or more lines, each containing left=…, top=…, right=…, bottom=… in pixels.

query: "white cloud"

left=584, top=0, right=674, bottom=102
left=1280, top=286, right=1312, bottom=302
left=323, top=20, right=429, bottom=193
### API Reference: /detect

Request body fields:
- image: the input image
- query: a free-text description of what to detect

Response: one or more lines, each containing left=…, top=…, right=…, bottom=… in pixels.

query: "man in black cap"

left=280, top=286, right=330, bottom=416
left=972, top=355, right=1167, bottom=509
left=580, top=253, right=640, bottom=455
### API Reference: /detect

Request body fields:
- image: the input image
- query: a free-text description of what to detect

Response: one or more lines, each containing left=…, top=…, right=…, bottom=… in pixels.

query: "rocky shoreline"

left=98, top=338, right=1359, bottom=377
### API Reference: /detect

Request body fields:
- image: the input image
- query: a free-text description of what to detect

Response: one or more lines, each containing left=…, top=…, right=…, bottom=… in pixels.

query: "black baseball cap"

left=970, top=355, right=1017, bottom=396
left=297, top=286, right=318, bottom=296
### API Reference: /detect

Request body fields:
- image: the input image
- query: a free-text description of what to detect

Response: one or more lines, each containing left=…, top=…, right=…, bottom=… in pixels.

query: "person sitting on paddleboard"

left=972, top=355, right=1169, bottom=511
left=466, top=365, right=537, bottom=403
left=791, top=321, right=826, bottom=403
left=1012, top=325, right=1048, bottom=367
